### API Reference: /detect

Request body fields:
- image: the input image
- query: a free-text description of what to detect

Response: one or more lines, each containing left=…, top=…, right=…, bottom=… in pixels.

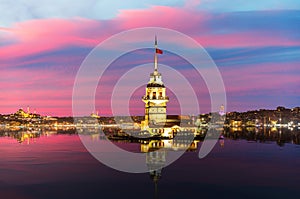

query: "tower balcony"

left=142, top=96, right=169, bottom=100
left=147, top=83, right=165, bottom=88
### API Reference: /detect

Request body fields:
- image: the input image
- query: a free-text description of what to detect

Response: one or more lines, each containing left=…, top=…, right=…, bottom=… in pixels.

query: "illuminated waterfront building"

left=140, top=37, right=197, bottom=137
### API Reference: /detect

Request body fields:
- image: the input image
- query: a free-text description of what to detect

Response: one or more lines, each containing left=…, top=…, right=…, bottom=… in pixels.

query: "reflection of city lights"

left=219, top=139, right=224, bottom=147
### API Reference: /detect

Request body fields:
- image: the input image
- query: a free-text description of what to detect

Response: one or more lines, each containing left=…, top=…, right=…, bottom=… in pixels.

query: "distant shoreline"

left=0, top=106, right=299, bottom=130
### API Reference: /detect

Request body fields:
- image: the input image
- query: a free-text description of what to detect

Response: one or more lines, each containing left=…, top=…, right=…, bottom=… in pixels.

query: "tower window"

left=159, top=92, right=162, bottom=98
left=153, top=92, right=156, bottom=99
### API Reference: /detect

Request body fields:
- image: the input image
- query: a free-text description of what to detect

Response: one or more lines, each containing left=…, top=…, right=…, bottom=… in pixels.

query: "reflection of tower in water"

left=143, top=139, right=199, bottom=198
left=146, top=142, right=166, bottom=199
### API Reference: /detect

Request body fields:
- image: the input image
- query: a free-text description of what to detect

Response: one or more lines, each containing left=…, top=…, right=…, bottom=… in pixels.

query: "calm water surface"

left=0, top=129, right=299, bottom=199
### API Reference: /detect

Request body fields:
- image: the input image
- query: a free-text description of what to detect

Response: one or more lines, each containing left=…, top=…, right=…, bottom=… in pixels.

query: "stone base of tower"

left=140, top=116, right=198, bottom=138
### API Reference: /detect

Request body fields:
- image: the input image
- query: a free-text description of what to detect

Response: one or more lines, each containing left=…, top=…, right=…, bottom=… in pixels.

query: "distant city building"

left=90, top=111, right=100, bottom=118
left=10, top=107, right=41, bottom=120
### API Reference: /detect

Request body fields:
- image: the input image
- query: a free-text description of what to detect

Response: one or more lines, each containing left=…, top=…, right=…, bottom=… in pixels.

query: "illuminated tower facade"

left=142, top=37, right=169, bottom=127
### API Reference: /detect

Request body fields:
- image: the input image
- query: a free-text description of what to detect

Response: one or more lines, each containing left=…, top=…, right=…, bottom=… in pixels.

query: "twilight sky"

left=0, top=0, right=299, bottom=116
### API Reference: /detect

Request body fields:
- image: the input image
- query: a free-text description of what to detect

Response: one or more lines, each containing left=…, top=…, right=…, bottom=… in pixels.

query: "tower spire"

left=154, top=35, right=158, bottom=74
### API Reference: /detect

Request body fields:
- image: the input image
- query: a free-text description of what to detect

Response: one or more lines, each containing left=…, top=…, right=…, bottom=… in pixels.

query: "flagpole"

left=154, top=35, right=158, bottom=74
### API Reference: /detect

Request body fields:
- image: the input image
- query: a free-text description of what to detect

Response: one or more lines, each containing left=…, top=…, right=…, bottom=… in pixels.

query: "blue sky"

left=1, top=0, right=300, bottom=26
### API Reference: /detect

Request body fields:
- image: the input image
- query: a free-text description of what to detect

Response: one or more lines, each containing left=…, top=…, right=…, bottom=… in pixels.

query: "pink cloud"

left=220, top=62, right=300, bottom=95
left=1, top=5, right=299, bottom=63
left=184, top=0, right=202, bottom=9
left=0, top=67, right=74, bottom=116
left=117, top=5, right=209, bottom=32
left=194, top=32, right=300, bottom=48
left=116, top=6, right=300, bottom=48
left=0, top=18, right=107, bottom=60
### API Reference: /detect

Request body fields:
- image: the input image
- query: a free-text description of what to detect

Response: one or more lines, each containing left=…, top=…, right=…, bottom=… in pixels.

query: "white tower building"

left=142, top=37, right=169, bottom=128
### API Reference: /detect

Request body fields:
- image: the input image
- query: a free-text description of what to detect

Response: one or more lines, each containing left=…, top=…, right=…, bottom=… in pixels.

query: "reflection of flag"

left=156, top=48, right=163, bottom=54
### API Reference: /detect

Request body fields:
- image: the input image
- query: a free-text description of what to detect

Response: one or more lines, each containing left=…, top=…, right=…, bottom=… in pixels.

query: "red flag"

left=156, top=48, right=163, bottom=54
